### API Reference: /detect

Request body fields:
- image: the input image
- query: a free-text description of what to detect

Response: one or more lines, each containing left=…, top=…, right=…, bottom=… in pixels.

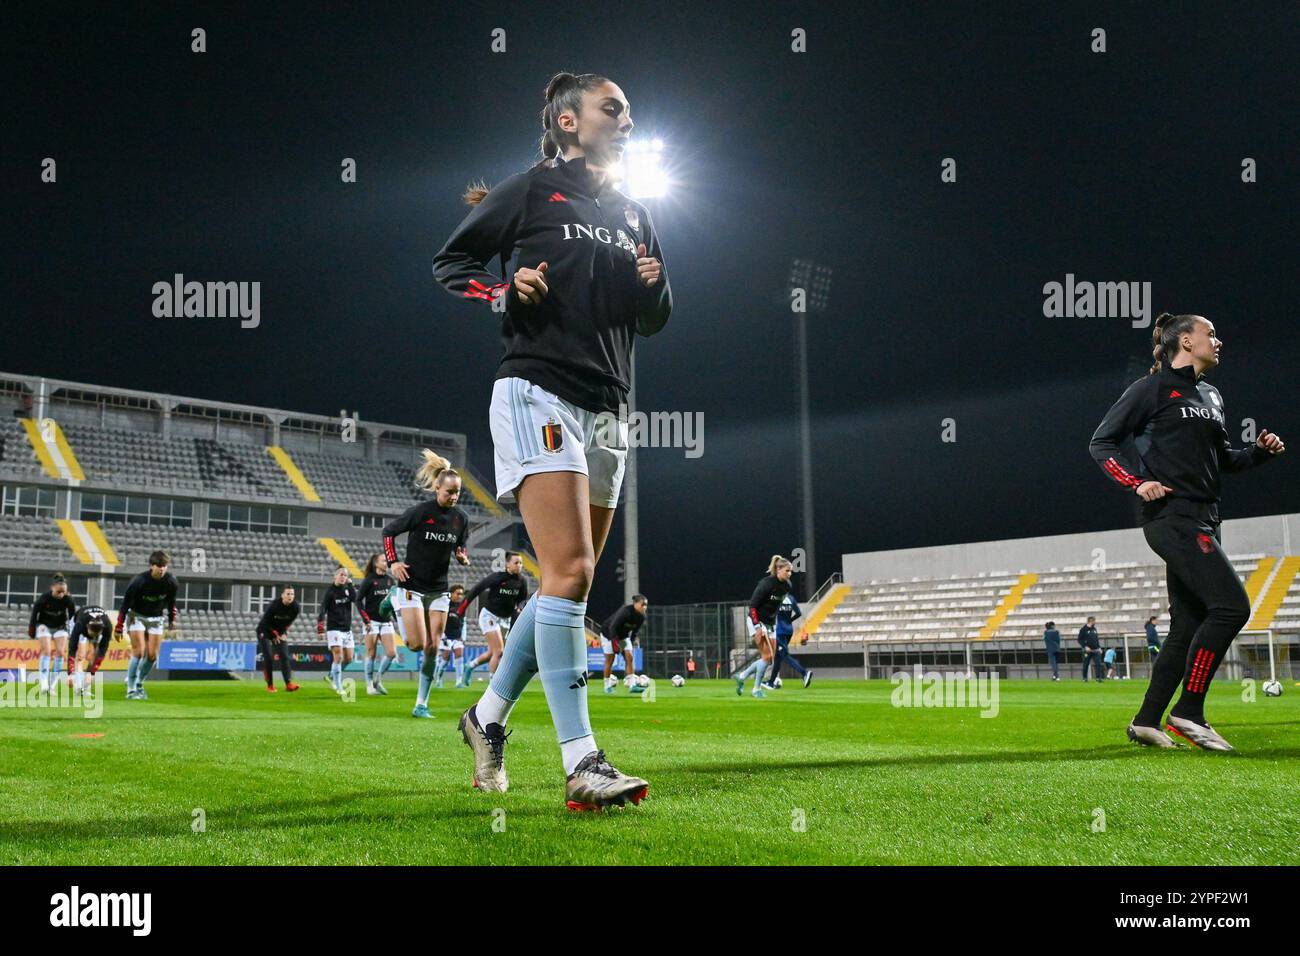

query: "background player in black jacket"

left=1090, top=312, right=1285, bottom=751
left=114, top=550, right=178, bottom=700
left=436, top=585, right=468, bottom=688
left=435, top=72, right=667, bottom=808
left=29, top=572, right=75, bottom=693
left=458, top=552, right=529, bottom=682
left=356, top=554, right=396, bottom=696
left=735, top=557, right=794, bottom=699
left=317, top=567, right=359, bottom=697
left=601, top=596, right=647, bottom=694
left=68, top=604, right=110, bottom=697
left=382, top=450, right=471, bottom=718
left=257, top=586, right=301, bottom=693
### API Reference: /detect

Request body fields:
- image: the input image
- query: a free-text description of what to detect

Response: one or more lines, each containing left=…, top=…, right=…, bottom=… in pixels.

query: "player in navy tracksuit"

left=434, top=72, right=670, bottom=809
left=764, top=593, right=813, bottom=690
left=1144, top=616, right=1162, bottom=657
left=1090, top=313, right=1285, bottom=751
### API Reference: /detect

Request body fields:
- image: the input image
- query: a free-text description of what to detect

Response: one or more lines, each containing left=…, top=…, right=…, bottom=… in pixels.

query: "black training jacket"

left=1089, top=364, right=1272, bottom=519
left=432, top=153, right=672, bottom=413
left=457, top=570, right=528, bottom=620
left=748, top=575, right=792, bottom=627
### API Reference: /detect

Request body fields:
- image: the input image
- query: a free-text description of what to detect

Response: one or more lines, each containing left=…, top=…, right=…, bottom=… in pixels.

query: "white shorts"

left=600, top=635, right=630, bottom=655
left=439, top=637, right=465, bottom=653
left=746, top=617, right=774, bottom=641
left=490, top=377, right=628, bottom=509
left=35, top=625, right=69, bottom=641
left=366, top=621, right=395, bottom=637
left=391, top=587, right=450, bottom=614
left=478, top=608, right=512, bottom=637
left=326, top=630, right=355, bottom=649
left=127, top=613, right=166, bottom=636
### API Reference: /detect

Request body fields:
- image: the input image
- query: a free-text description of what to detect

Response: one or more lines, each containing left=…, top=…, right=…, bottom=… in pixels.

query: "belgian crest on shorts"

left=541, top=419, right=563, bottom=454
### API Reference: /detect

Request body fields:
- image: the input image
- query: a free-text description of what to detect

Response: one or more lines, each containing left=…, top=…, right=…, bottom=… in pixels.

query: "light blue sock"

left=331, top=662, right=342, bottom=691
left=752, top=660, right=768, bottom=689
left=39, top=654, right=50, bottom=683
left=534, top=595, right=591, bottom=745
left=417, top=672, right=432, bottom=706
left=433, top=656, right=447, bottom=682
left=378, top=653, right=393, bottom=676
left=138, top=657, right=154, bottom=684
left=126, top=656, right=139, bottom=691
left=738, top=658, right=759, bottom=681
left=364, top=656, right=375, bottom=683
left=478, top=595, right=539, bottom=725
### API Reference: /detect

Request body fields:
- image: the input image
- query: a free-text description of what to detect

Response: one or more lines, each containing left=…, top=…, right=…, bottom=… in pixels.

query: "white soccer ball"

left=772, top=676, right=783, bottom=688
left=1262, top=679, right=1283, bottom=697
left=670, top=674, right=685, bottom=687
left=623, top=674, right=636, bottom=687
left=636, top=674, right=651, bottom=688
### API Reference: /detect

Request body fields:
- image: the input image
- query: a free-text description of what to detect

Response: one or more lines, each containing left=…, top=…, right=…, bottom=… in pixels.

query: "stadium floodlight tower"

left=615, top=139, right=668, bottom=603
left=787, top=258, right=832, bottom=601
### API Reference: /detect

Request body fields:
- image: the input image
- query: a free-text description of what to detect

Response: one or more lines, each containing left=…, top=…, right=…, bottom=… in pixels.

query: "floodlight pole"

left=624, top=351, right=640, bottom=604
left=797, top=309, right=817, bottom=600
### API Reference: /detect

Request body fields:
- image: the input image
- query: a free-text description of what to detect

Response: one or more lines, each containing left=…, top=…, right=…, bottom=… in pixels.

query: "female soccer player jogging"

left=114, top=551, right=178, bottom=700
left=457, top=552, right=529, bottom=682
left=29, top=572, right=75, bottom=693
left=382, top=451, right=471, bottom=718
left=356, top=554, right=396, bottom=695
left=433, top=71, right=671, bottom=810
left=317, top=567, right=359, bottom=697
left=1090, top=312, right=1285, bottom=751
left=736, top=557, right=794, bottom=699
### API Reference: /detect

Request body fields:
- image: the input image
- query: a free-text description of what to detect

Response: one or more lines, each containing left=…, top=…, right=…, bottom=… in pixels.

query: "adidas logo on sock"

left=569, top=673, right=588, bottom=690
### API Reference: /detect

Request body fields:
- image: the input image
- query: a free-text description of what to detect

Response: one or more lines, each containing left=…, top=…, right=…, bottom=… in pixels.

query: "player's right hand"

left=513, top=262, right=549, bottom=305
left=1135, top=480, right=1174, bottom=502
left=390, top=561, right=409, bottom=582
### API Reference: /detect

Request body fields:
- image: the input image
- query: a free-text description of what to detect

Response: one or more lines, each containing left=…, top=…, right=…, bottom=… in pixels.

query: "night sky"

left=6, top=2, right=1298, bottom=613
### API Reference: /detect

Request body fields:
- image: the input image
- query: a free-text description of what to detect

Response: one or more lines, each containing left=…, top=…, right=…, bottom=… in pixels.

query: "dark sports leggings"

left=259, top=635, right=293, bottom=685
left=1134, top=514, right=1250, bottom=727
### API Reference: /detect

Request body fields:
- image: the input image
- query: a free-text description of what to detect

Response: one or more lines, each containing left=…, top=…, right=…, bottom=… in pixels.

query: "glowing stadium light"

left=617, top=138, right=669, bottom=199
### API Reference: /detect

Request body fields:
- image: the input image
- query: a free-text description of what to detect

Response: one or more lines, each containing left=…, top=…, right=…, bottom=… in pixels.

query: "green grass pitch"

left=2, top=677, right=1297, bottom=865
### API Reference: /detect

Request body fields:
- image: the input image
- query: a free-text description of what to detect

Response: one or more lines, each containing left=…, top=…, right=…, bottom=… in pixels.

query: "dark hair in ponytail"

left=461, top=71, right=610, bottom=207
left=1149, top=312, right=1203, bottom=374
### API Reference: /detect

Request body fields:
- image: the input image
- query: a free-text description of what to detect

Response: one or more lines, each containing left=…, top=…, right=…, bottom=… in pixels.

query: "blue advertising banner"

left=161, top=641, right=257, bottom=671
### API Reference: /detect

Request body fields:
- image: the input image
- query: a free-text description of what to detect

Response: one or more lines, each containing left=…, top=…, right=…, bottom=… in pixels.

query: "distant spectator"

left=1144, top=616, right=1161, bottom=657
left=1078, top=617, right=1104, bottom=682
left=1103, top=646, right=1119, bottom=679
left=1043, top=622, right=1062, bottom=681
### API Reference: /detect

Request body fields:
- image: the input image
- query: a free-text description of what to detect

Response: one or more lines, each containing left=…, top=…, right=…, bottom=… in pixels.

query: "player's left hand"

left=1258, top=429, right=1286, bottom=455
left=455, top=547, right=470, bottom=566
left=635, top=244, right=661, bottom=288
